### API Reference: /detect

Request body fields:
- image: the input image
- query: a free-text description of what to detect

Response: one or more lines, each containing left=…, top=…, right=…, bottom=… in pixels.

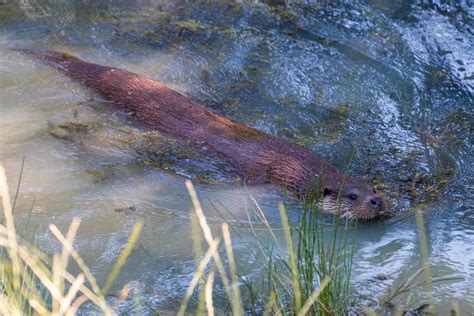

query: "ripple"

left=1, top=1, right=473, bottom=312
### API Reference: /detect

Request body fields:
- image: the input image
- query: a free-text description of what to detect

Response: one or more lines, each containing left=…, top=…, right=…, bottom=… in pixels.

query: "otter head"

left=321, top=176, right=388, bottom=221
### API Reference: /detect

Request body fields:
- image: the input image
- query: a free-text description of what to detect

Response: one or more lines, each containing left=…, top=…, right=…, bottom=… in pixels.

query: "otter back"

left=21, top=50, right=343, bottom=198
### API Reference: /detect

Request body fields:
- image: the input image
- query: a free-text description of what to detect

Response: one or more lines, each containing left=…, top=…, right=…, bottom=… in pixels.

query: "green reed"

left=182, top=179, right=355, bottom=315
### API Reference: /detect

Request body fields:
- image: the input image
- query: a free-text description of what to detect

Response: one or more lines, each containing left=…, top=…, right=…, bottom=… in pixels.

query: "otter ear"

left=323, top=188, right=334, bottom=196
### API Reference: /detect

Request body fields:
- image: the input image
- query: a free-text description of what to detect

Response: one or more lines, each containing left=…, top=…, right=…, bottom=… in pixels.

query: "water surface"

left=0, top=0, right=473, bottom=314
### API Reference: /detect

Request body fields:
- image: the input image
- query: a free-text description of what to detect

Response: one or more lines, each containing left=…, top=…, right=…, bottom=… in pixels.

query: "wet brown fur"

left=21, top=50, right=387, bottom=219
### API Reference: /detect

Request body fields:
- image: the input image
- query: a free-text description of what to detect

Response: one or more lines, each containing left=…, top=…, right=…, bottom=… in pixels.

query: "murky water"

left=0, top=0, right=473, bottom=314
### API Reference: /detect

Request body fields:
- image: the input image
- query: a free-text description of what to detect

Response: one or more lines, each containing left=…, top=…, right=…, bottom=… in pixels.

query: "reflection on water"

left=0, top=0, right=473, bottom=313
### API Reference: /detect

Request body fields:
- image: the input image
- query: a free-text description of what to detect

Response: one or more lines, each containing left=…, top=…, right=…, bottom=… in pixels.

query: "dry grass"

left=0, top=163, right=143, bottom=315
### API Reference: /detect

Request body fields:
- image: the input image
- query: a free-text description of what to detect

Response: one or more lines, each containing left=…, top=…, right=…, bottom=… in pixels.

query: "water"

left=0, top=0, right=473, bottom=313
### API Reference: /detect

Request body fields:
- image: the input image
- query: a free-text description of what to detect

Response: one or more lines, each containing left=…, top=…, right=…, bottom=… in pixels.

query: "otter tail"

left=15, top=49, right=183, bottom=129
left=15, top=49, right=239, bottom=143
left=14, top=49, right=82, bottom=69
left=16, top=49, right=125, bottom=103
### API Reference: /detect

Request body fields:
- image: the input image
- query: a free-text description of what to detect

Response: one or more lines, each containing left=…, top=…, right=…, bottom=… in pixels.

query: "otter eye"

left=373, top=189, right=377, bottom=194
left=348, top=193, right=358, bottom=201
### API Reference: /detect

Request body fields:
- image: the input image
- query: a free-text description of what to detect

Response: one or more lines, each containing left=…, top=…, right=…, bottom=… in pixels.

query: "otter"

left=20, top=49, right=387, bottom=220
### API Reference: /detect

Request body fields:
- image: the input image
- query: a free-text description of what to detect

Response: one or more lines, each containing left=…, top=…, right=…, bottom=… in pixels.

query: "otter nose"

left=368, top=196, right=383, bottom=210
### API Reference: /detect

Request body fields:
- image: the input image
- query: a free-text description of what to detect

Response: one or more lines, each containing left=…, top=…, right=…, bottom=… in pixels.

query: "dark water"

left=0, top=0, right=473, bottom=314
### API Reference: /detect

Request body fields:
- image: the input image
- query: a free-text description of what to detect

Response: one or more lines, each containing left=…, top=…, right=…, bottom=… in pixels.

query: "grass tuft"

left=0, top=163, right=142, bottom=314
left=181, top=179, right=355, bottom=315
